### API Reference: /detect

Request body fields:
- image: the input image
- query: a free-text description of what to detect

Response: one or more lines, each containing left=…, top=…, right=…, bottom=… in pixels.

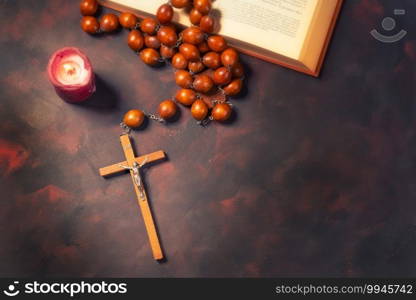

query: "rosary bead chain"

left=80, top=0, right=239, bottom=127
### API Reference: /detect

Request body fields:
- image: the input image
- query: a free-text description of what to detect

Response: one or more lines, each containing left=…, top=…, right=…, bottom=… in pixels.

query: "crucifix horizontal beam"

left=99, top=150, right=165, bottom=177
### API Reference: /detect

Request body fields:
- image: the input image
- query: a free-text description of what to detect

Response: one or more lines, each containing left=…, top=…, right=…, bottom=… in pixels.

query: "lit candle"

left=47, top=47, right=95, bottom=103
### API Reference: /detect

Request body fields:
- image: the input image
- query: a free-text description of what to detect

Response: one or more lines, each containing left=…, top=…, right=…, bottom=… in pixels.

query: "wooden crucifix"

left=99, top=134, right=166, bottom=261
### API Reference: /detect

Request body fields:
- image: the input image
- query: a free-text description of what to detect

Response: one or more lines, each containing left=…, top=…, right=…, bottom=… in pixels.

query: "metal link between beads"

left=146, top=113, right=165, bottom=123
left=158, top=57, right=168, bottom=64
left=212, top=99, right=233, bottom=107
left=133, top=21, right=141, bottom=31
left=155, top=23, right=161, bottom=33
left=120, top=122, right=131, bottom=135
left=173, top=36, right=183, bottom=49
left=198, top=116, right=213, bottom=127
left=218, top=86, right=226, bottom=95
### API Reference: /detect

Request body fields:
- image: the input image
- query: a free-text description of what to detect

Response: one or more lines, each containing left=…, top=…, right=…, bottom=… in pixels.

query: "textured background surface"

left=1, top=0, right=416, bottom=277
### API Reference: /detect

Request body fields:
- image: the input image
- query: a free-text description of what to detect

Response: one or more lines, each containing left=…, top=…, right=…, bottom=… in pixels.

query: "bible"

left=98, top=0, right=343, bottom=76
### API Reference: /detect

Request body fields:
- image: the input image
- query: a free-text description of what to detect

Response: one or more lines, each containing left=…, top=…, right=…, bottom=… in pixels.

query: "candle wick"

left=63, top=63, right=77, bottom=76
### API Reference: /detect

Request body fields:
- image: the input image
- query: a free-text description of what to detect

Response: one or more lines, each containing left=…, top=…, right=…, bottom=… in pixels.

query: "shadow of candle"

left=79, top=75, right=120, bottom=112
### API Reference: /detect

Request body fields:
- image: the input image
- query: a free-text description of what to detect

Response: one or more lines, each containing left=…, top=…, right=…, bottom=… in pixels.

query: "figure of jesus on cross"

left=99, top=134, right=166, bottom=261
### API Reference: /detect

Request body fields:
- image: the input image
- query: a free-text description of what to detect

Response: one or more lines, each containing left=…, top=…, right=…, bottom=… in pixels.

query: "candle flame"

left=57, top=60, right=82, bottom=84
left=62, top=63, right=77, bottom=76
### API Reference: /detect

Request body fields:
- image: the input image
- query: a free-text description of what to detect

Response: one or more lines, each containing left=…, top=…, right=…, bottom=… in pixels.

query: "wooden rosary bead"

left=193, top=0, right=212, bottom=14
left=221, top=48, right=239, bottom=67
left=171, top=0, right=190, bottom=8
left=158, top=99, right=178, bottom=120
left=199, top=15, right=215, bottom=33
left=81, top=16, right=99, bottom=34
left=127, top=30, right=144, bottom=51
left=181, top=27, right=205, bottom=45
left=193, top=74, right=213, bottom=94
left=119, top=12, right=138, bottom=29
left=198, top=41, right=210, bottom=53
left=211, top=103, right=232, bottom=122
left=188, top=61, right=205, bottom=74
left=189, top=8, right=203, bottom=25
left=191, top=99, right=209, bottom=121
left=80, top=0, right=98, bottom=16
left=223, top=78, right=243, bottom=96
left=202, top=51, right=221, bottom=69
left=145, top=35, right=161, bottom=49
left=140, top=48, right=161, bottom=66
left=231, top=62, right=244, bottom=78
left=157, top=26, right=178, bottom=47
left=175, top=70, right=193, bottom=88
left=213, top=66, right=232, bottom=85
left=175, top=89, right=197, bottom=106
left=100, top=13, right=119, bottom=32
left=156, top=4, right=174, bottom=24
left=171, top=53, right=188, bottom=69
left=179, top=43, right=200, bottom=61
left=160, top=45, right=177, bottom=59
left=140, top=18, right=158, bottom=35
left=123, top=109, right=145, bottom=128
left=207, top=35, right=227, bottom=52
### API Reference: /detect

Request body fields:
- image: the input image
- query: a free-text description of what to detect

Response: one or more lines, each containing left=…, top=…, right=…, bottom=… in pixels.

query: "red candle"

left=47, top=47, right=95, bottom=103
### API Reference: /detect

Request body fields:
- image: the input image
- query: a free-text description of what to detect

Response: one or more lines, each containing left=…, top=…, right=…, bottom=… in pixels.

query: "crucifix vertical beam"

left=99, top=134, right=166, bottom=261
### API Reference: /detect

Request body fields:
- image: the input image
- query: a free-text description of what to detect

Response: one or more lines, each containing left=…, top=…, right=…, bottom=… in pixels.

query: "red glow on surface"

left=352, top=0, right=384, bottom=29
left=0, top=139, right=30, bottom=176
left=29, top=184, right=71, bottom=204
left=219, top=197, right=238, bottom=215
left=404, top=41, right=416, bottom=60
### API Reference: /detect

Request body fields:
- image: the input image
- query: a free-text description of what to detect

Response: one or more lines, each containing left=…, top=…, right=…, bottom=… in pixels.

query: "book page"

left=99, top=0, right=319, bottom=59
left=213, top=0, right=319, bottom=58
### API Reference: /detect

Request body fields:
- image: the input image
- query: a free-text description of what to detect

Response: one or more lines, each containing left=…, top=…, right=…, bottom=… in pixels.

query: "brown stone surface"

left=1, top=0, right=416, bottom=277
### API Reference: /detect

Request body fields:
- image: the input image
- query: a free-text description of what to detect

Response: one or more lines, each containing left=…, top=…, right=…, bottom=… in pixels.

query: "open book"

left=98, top=0, right=343, bottom=76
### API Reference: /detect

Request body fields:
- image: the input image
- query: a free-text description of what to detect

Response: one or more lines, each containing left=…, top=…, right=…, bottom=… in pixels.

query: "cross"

left=99, top=134, right=166, bottom=261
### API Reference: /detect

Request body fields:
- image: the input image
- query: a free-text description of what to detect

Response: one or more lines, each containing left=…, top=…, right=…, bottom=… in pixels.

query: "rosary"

left=80, top=0, right=244, bottom=130
left=80, top=0, right=245, bottom=260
